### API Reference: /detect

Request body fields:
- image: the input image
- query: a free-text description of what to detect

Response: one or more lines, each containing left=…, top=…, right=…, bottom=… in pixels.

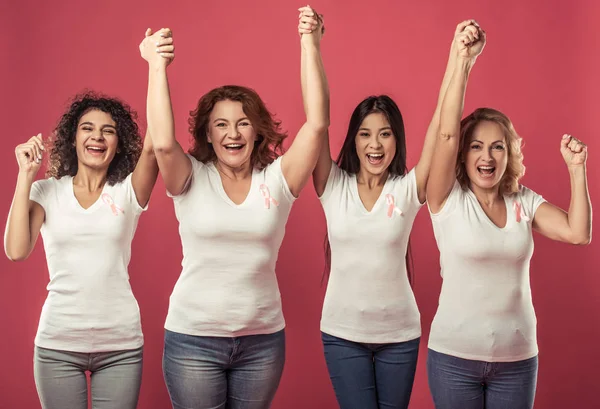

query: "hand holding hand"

left=298, top=5, right=324, bottom=47
left=139, top=28, right=175, bottom=68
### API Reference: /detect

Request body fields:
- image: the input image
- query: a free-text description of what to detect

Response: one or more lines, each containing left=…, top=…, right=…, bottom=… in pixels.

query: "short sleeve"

left=428, top=179, right=462, bottom=219
left=167, top=154, right=204, bottom=199
left=318, top=161, right=345, bottom=204
left=29, top=179, right=52, bottom=211
left=123, top=173, right=148, bottom=214
left=404, top=168, right=423, bottom=208
left=518, top=185, right=546, bottom=219
left=267, top=156, right=295, bottom=204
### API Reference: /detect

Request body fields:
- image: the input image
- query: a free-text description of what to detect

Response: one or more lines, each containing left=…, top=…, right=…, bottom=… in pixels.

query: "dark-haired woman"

left=139, top=7, right=328, bottom=409
left=312, top=21, right=481, bottom=409
left=4, top=91, right=160, bottom=408
left=426, top=19, right=591, bottom=409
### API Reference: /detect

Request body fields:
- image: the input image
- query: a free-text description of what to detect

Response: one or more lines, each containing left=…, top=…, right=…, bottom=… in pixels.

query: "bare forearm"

left=147, top=64, right=176, bottom=152
left=440, top=58, right=473, bottom=138
left=302, top=44, right=330, bottom=131
left=567, top=165, right=592, bottom=243
left=5, top=173, right=36, bottom=260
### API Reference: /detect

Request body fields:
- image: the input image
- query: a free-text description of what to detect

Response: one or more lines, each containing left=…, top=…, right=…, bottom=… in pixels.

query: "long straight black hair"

left=323, top=95, right=415, bottom=286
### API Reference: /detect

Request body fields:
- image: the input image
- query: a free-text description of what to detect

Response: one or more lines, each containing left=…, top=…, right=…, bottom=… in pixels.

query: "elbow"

left=153, top=142, right=178, bottom=155
left=4, top=247, right=28, bottom=262
left=439, top=130, right=457, bottom=141
left=308, top=121, right=329, bottom=136
left=570, top=232, right=592, bottom=246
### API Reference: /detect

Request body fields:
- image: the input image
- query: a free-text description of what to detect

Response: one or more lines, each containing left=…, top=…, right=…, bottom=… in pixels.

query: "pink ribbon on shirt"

left=385, top=194, right=403, bottom=218
left=260, top=184, right=279, bottom=209
left=513, top=201, right=530, bottom=223
left=102, top=193, right=124, bottom=216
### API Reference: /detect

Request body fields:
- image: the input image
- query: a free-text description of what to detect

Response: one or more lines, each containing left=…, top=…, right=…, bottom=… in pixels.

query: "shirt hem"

left=427, top=343, right=539, bottom=363
left=164, top=322, right=286, bottom=338
left=320, top=325, right=421, bottom=344
left=34, top=338, right=144, bottom=354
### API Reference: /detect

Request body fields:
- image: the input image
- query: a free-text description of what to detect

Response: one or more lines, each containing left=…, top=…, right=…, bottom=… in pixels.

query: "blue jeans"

left=427, top=349, right=538, bottom=409
left=33, top=345, right=143, bottom=409
left=163, top=329, right=285, bottom=409
left=321, top=332, right=420, bottom=409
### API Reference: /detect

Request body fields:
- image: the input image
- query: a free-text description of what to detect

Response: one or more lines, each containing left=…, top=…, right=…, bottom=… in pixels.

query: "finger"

left=157, top=37, right=174, bottom=46
left=22, top=145, right=36, bottom=163
left=300, top=17, right=319, bottom=26
left=464, top=25, right=479, bottom=39
left=32, top=137, right=44, bottom=157
left=145, top=28, right=152, bottom=37
left=29, top=140, right=42, bottom=161
left=561, top=134, right=572, bottom=149
left=298, top=6, right=315, bottom=15
left=32, top=133, right=44, bottom=150
left=157, top=45, right=175, bottom=53
left=160, top=53, right=175, bottom=59
left=160, top=28, right=172, bottom=38
left=456, top=19, right=478, bottom=34
left=457, top=33, right=471, bottom=45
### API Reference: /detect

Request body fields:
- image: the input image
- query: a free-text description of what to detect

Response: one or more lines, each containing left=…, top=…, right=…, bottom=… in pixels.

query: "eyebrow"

left=79, top=122, right=116, bottom=129
left=359, top=126, right=392, bottom=132
left=213, top=117, right=250, bottom=123
left=471, top=139, right=505, bottom=144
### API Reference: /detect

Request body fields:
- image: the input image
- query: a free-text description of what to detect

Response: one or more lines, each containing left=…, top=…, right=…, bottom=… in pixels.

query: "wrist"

left=456, top=56, right=476, bottom=70
left=301, top=40, right=321, bottom=52
left=567, top=163, right=586, bottom=175
left=148, top=61, right=167, bottom=73
left=17, top=170, right=36, bottom=186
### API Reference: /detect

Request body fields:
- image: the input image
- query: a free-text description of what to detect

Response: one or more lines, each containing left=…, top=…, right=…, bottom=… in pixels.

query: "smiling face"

left=463, top=120, right=509, bottom=191
left=354, top=112, right=397, bottom=178
left=207, top=99, right=258, bottom=170
left=75, top=109, right=119, bottom=172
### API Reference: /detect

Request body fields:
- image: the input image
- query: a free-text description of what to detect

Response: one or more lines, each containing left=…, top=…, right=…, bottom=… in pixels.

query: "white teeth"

left=87, top=147, right=104, bottom=151
left=367, top=154, right=383, bottom=158
left=225, top=144, right=243, bottom=148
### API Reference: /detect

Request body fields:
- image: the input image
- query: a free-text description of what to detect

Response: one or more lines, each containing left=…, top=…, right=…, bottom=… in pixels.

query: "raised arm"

left=532, top=135, right=592, bottom=244
left=131, top=129, right=159, bottom=207
left=427, top=23, right=485, bottom=213
left=4, top=134, right=46, bottom=261
left=139, top=28, right=191, bottom=196
left=414, top=20, right=479, bottom=203
left=282, top=6, right=330, bottom=197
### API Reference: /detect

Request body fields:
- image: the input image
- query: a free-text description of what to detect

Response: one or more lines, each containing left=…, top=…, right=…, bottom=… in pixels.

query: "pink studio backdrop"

left=2, top=0, right=599, bottom=408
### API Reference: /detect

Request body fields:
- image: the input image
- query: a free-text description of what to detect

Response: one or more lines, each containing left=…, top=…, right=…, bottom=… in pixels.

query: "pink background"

left=2, top=0, right=598, bottom=407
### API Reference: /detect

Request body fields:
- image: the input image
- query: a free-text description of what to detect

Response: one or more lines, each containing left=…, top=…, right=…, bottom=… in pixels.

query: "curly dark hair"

left=188, top=85, right=287, bottom=170
left=47, top=91, right=142, bottom=185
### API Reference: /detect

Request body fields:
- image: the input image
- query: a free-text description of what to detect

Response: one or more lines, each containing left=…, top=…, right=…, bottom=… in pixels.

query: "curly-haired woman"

left=4, top=92, right=160, bottom=409
left=426, top=24, right=592, bottom=409
left=138, top=6, right=328, bottom=409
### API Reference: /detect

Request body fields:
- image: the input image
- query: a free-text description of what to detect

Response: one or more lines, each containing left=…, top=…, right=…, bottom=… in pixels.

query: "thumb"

left=145, top=28, right=152, bottom=37
left=561, top=134, right=571, bottom=149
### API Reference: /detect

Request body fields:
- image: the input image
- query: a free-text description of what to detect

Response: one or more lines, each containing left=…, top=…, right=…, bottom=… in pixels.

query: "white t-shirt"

left=165, top=155, right=295, bottom=337
left=428, top=181, right=546, bottom=362
left=319, top=162, right=423, bottom=344
left=29, top=174, right=146, bottom=353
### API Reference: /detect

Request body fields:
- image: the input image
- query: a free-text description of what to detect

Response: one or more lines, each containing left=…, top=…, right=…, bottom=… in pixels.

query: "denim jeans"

left=33, top=345, right=143, bottom=409
left=321, top=332, right=420, bottom=409
left=163, top=329, right=285, bottom=409
left=427, top=348, right=538, bottom=409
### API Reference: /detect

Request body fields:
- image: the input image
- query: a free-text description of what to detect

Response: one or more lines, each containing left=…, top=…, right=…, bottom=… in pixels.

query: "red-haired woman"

left=139, top=6, right=328, bottom=409
left=426, top=24, right=592, bottom=409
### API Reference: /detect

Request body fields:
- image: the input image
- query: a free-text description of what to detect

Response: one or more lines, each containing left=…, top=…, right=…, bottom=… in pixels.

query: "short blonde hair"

left=456, top=108, right=525, bottom=195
